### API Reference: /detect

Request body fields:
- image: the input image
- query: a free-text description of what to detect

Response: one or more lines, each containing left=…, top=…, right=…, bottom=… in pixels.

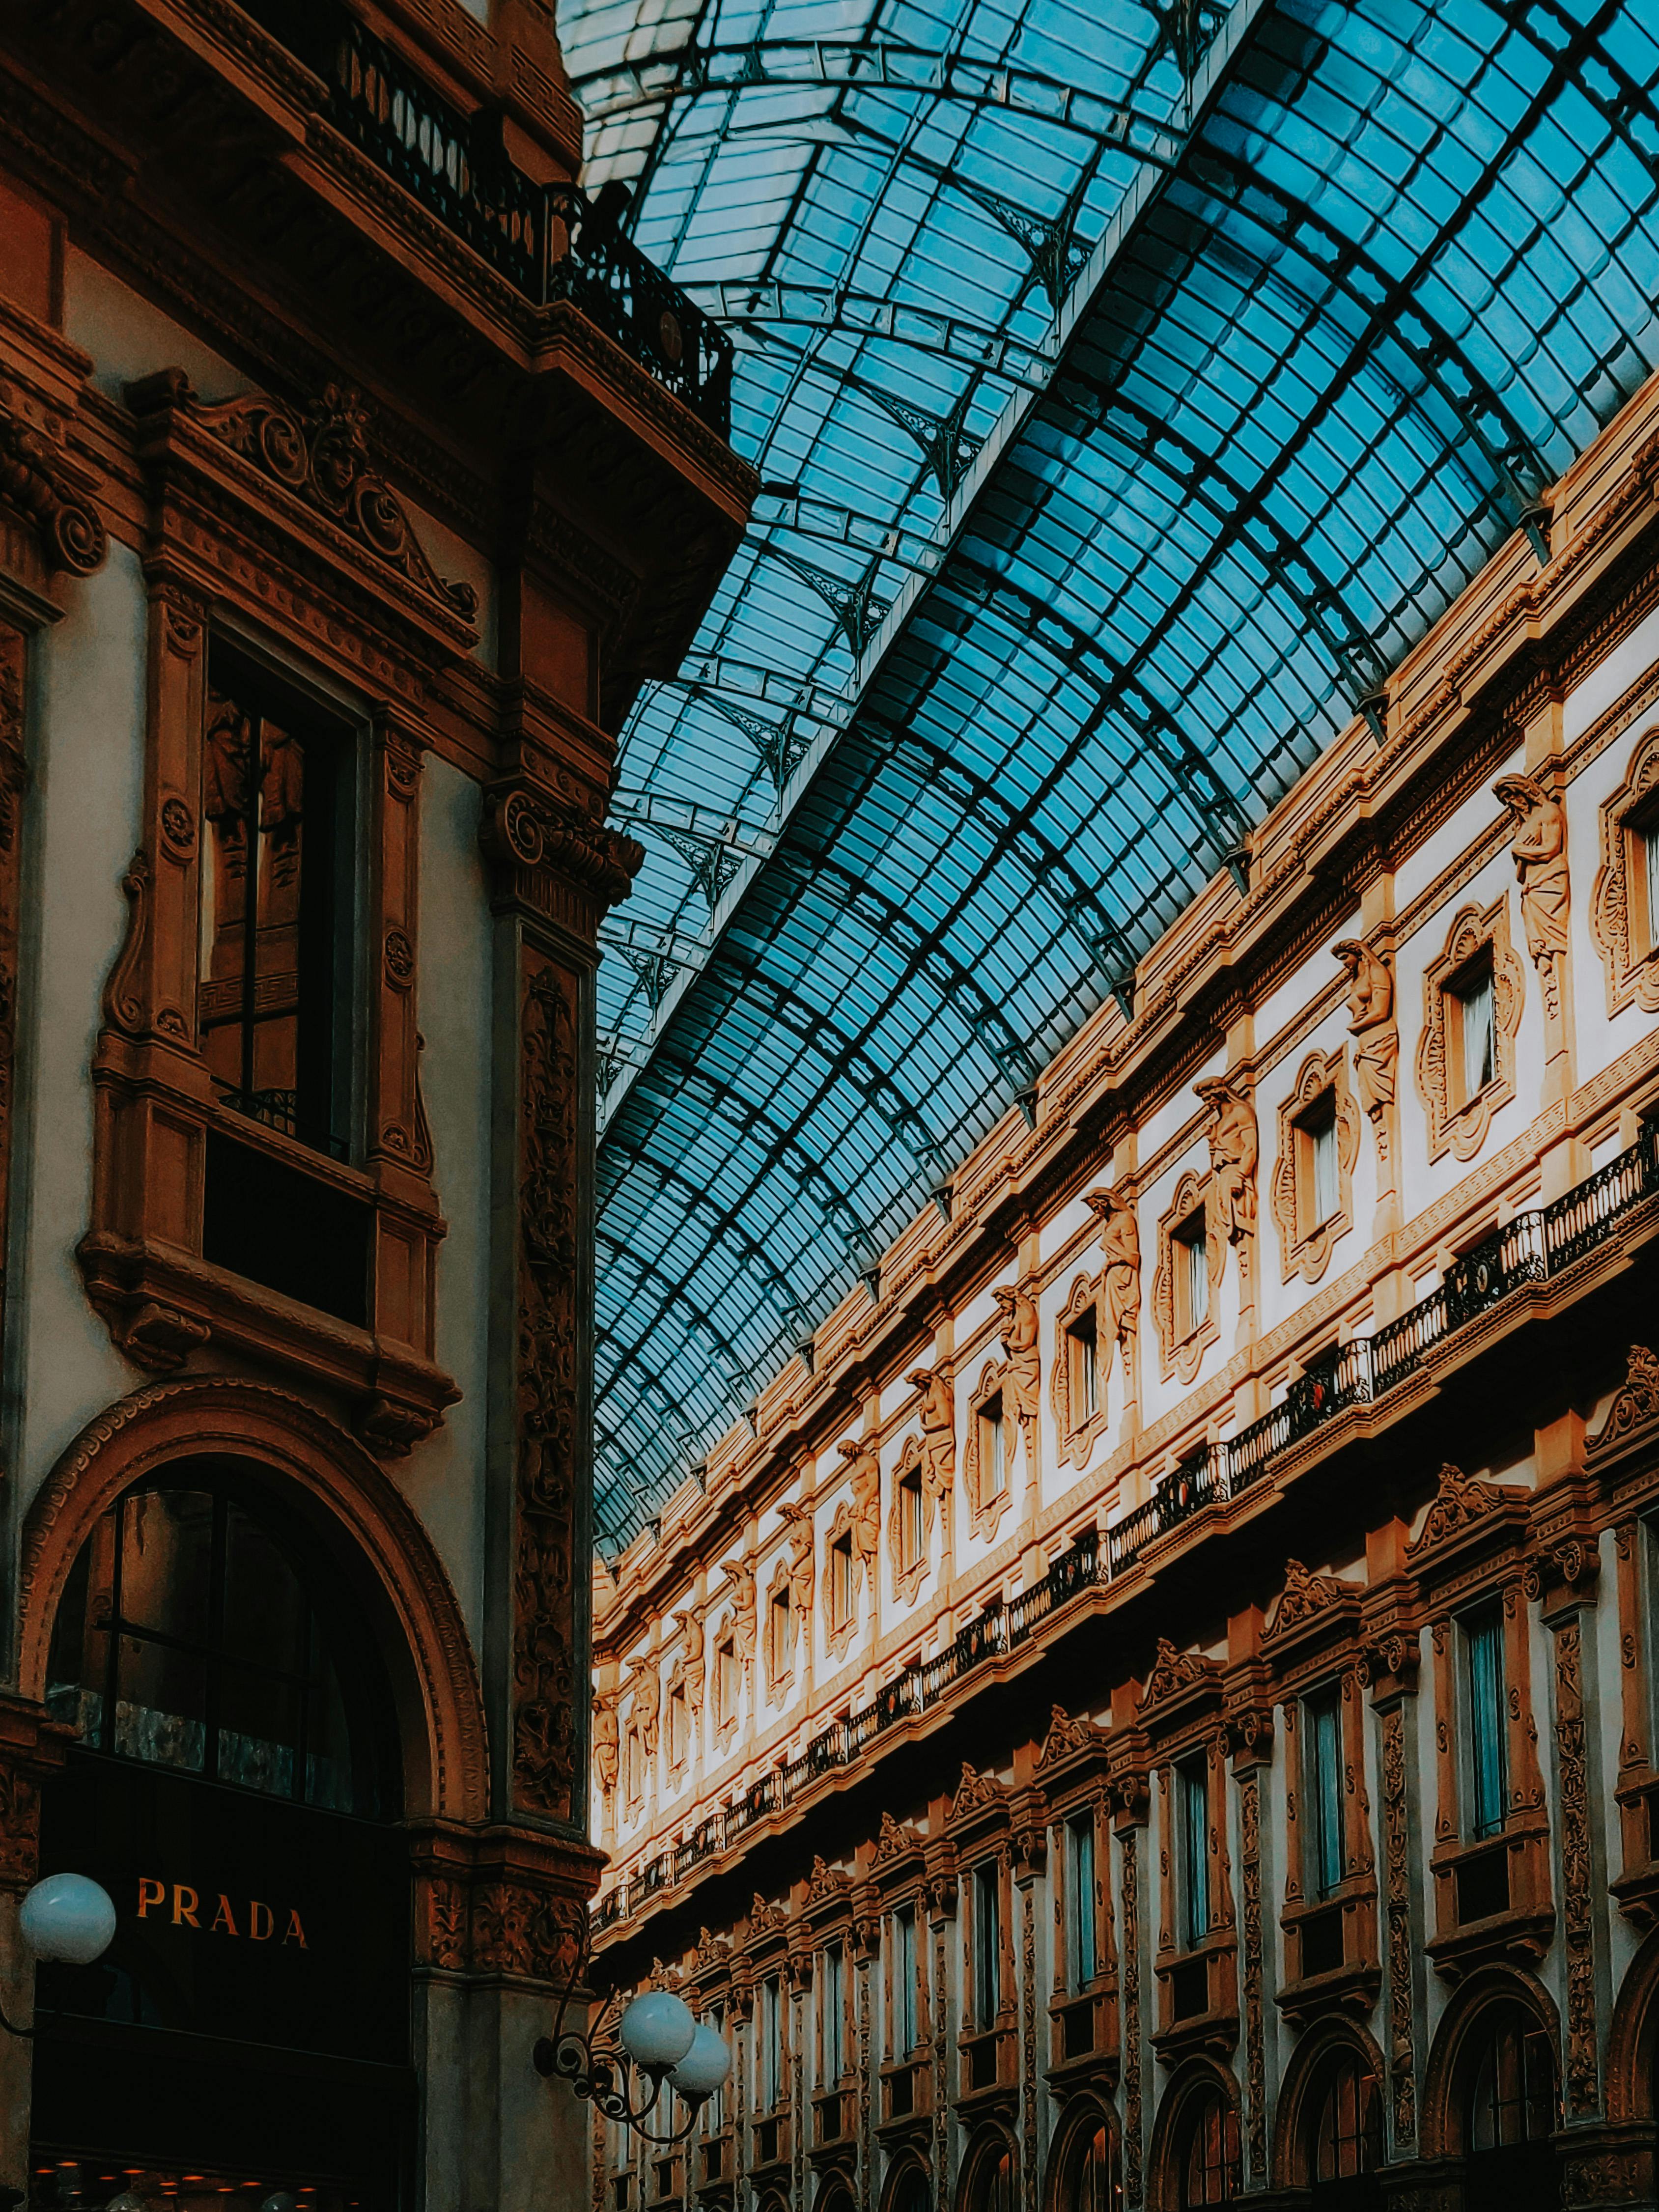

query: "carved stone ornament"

left=1270, top=1046, right=1360, bottom=1285
left=592, top=1689, right=619, bottom=1796
left=887, top=1434, right=930, bottom=1603
left=1495, top=772, right=1570, bottom=1027
left=1136, top=1636, right=1217, bottom=1715
left=1194, top=1072, right=1258, bottom=1280
left=805, top=1854, right=849, bottom=1909
left=1414, top=895, right=1524, bottom=1162
left=1035, top=1702, right=1100, bottom=1770
left=991, top=1282, right=1041, bottom=1468
left=0, top=392, right=107, bottom=576
left=748, top=1891, right=787, bottom=1938
left=872, top=1810, right=922, bottom=1867
left=950, top=1761, right=1003, bottom=1821
left=962, top=1356, right=1014, bottom=1540
left=1591, top=722, right=1659, bottom=1015
left=195, top=383, right=478, bottom=621
left=1051, top=1268, right=1110, bottom=1470
left=481, top=784, right=644, bottom=913
left=1265, top=1558, right=1359, bottom=1640
left=1334, top=936, right=1398, bottom=1154
left=907, top=1361, right=956, bottom=1555
left=1406, top=1461, right=1513, bottom=1559
left=1588, top=1344, right=1659, bottom=1459
left=1153, top=1166, right=1218, bottom=1385
left=1087, top=1179, right=1141, bottom=1356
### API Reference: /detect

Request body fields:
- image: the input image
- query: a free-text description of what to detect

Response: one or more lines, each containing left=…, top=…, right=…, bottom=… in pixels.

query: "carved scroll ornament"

left=197, top=384, right=478, bottom=621
left=0, top=395, right=107, bottom=576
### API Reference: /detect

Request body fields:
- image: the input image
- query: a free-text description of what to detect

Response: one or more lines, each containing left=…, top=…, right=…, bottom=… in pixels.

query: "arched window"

left=1059, top=2115, right=1119, bottom=2212
left=1308, top=2052, right=1382, bottom=2208
left=1180, top=2091, right=1239, bottom=2209
left=1463, top=2009, right=1559, bottom=2212
left=965, top=2136, right=1016, bottom=2212
left=46, top=1472, right=397, bottom=1816
left=884, top=2158, right=930, bottom=2212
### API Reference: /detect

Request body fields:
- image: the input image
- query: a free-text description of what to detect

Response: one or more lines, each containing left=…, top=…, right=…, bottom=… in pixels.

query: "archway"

left=1273, top=2022, right=1385, bottom=2211
left=882, top=2152, right=933, bottom=2212
left=1046, top=2097, right=1120, bottom=2212
left=1149, top=2064, right=1241, bottom=2212
left=1422, top=1971, right=1561, bottom=2212
left=958, top=2126, right=1017, bottom=2212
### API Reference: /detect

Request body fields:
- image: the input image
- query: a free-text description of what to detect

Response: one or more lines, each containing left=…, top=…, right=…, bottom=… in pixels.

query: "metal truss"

left=698, top=284, right=1056, bottom=393
left=595, top=1227, right=755, bottom=1376
left=572, top=38, right=1189, bottom=165
left=596, top=1150, right=807, bottom=1315
left=750, top=486, right=944, bottom=580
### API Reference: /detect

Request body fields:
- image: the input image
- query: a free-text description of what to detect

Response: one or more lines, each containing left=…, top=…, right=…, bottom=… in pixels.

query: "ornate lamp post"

left=534, top=1932, right=732, bottom=2146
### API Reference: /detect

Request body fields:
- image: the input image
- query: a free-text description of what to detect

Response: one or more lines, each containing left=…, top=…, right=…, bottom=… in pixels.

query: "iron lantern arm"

left=531, top=1915, right=711, bottom=2148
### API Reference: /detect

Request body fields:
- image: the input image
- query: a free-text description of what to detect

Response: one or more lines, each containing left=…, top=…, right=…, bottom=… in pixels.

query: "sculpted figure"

left=1086, top=1186, right=1141, bottom=1370
left=723, top=1556, right=758, bottom=1674
left=627, top=1657, right=660, bottom=1761
left=908, top=1361, right=956, bottom=1547
left=1334, top=937, right=1398, bottom=1130
left=780, top=1501, right=816, bottom=1634
left=1194, top=1075, right=1258, bottom=1284
left=592, top=1690, right=619, bottom=1795
left=675, top=1601, right=706, bottom=1718
left=838, top=1435, right=882, bottom=1601
left=1495, top=772, right=1570, bottom=1020
left=992, top=1284, right=1041, bottom=1465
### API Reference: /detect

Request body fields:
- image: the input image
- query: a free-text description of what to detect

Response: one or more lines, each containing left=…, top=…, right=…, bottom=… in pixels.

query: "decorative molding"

left=1122, top=1827, right=1142, bottom=2207
left=1379, top=1701, right=1415, bottom=2141
left=1269, top=1046, right=1359, bottom=1285
left=872, top=1810, right=922, bottom=1868
left=1137, top=1637, right=1220, bottom=1718
left=992, top=1282, right=1040, bottom=1477
left=834, top=1435, right=880, bottom=1618
left=907, top=1361, right=956, bottom=1563
left=1195, top=1072, right=1258, bottom=1291
left=1414, top=895, right=1524, bottom=1162
left=1265, top=1558, right=1360, bottom=1641
left=1554, top=1613, right=1599, bottom=2113
left=1240, top=1766, right=1266, bottom=2184
left=0, top=390, right=107, bottom=576
left=963, top=1356, right=1014, bottom=1542
left=1152, top=1167, right=1217, bottom=1385
left=1590, top=721, right=1659, bottom=1016
left=1589, top=1344, right=1659, bottom=1460
left=1035, top=1702, right=1103, bottom=1771
left=1334, top=937, right=1398, bottom=1161
left=950, top=1760, right=1004, bottom=1822
left=1494, top=773, right=1571, bottom=1028
left=887, top=1434, right=930, bottom=1604
left=1086, top=1179, right=1141, bottom=1382
left=1051, top=1267, right=1110, bottom=1471
left=1406, top=1462, right=1513, bottom=1559
left=195, top=384, right=477, bottom=622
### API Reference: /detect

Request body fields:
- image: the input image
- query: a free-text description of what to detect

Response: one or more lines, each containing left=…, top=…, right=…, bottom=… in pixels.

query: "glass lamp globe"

left=618, top=1989, right=697, bottom=2074
left=667, top=2021, right=731, bottom=2101
left=18, top=1873, right=116, bottom=1964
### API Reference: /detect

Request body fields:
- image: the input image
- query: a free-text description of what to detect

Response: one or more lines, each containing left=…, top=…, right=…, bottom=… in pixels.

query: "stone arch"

left=1271, top=2014, right=1387, bottom=2188
left=1149, top=2056, right=1242, bottom=2212
left=1044, top=2090, right=1119, bottom=2212
left=1419, top=1963, right=1561, bottom=2158
left=955, top=2120, right=1017, bottom=2212
left=1607, top=1923, right=1659, bottom=2122
left=880, top=2149, right=933, bottom=2212
left=18, top=1377, right=489, bottom=1821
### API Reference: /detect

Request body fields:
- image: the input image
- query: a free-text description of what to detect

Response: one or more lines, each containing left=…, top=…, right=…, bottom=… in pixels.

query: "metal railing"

left=240, top=0, right=733, bottom=431
left=593, top=1116, right=1659, bottom=1934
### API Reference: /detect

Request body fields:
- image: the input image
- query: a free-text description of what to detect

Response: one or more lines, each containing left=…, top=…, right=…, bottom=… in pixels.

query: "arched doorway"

left=1461, top=2005, right=1560, bottom=2212
left=1050, top=2104, right=1120, bottom=2212
left=883, top=2154, right=932, bottom=2212
left=960, top=2130, right=1017, bottom=2212
left=1304, top=2048, right=1383, bottom=2211
left=1178, top=2089, right=1240, bottom=2209
left=28, top=1464, right=413, bottom=2212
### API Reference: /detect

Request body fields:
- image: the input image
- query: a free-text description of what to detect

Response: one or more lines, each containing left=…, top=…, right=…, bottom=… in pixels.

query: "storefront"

left=27, top=1465, right=416, bottom=2212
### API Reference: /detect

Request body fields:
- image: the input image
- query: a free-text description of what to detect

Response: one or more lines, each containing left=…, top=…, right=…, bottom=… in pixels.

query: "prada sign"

left=37, top=1748, right=408, bottom=2063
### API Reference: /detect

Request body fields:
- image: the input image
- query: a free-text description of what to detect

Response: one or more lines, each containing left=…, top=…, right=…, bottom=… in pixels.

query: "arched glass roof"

left=558, top=0, right=1659, bottom=1553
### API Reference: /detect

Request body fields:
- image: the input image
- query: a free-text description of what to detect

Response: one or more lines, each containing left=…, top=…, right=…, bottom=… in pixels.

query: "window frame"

left=1462, top=1607, right=1510, bottom=1843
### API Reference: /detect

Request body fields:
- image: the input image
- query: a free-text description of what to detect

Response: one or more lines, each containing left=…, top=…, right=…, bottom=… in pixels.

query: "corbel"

left=1009, top=1788, right=1048, bottom=1883
left=365, top=705, right=432, bottom=1196
left=479, top=775, right=643, bottom=938
left=921, top=1836, right=957, bottom=1925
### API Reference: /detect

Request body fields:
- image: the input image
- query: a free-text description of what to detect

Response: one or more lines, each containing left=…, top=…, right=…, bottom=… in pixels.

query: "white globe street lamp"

left=1, top=1872, right=117, bottom=2039
left=534, top=1921, right=734, bottom=2145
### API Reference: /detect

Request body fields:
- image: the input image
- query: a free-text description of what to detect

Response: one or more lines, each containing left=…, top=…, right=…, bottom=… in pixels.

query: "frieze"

left=1264, top=1558, right=1361, bottom=1642
left=1406, top=1463, right=1518, bottom=1561
left=1137, top=1637, right=1222, bottom=1720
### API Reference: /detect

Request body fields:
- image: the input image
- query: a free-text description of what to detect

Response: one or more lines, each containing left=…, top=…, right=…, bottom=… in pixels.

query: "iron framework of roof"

left=555, top=0, right=1659, bottom=1553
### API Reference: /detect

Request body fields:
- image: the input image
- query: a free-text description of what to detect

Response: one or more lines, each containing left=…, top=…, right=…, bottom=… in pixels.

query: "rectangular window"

left=703, top=2005, right=725, bottom=2131
left=900, top=1467, right=924, bottom=1568
left=768, top=1587, right=791, bottom=1684
left=1307, top=1692, right=1344, bottom=1900
left=759, top=1975, right=782, bottom=2108
left=980, top=1397, right=1007, bottom=1499
left=1067, top=1812, right=1097, bottom=1992
left=973, top=1861, right=1001, bottom=2029
left=894, top=1905, right=917, bottom=2055
left=1179, top=1757, right=1210, bottom=1950
left=200, top=645, right=356, bottom=1161
left=668, top=1682, right=687, bottom=1768
left=1068, top=1306, right=1099, bottom=1422
left=1177, top=1210, right=1209, bottom=1335
left=830, top=1535, right=853, bottom=1629
left=821, top=1943, right=844, bottom=2081
left=715, top=1635, right=737, bottom=1727
left=1297, top=1094, right=1339, bottom=1229
left=1646, top=820, right=1659, bottom=952
left=1465, top=1611, right=1509, bottom=1840
left=1457, top=960, right=1496, bottom=1100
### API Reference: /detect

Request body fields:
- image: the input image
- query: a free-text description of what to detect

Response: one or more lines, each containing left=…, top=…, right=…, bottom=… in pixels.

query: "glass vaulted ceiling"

left=558, top=0, right=1659, bottom=1554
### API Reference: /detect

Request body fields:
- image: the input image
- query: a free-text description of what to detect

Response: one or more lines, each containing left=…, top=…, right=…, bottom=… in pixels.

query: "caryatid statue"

left=837, top=1434, right=882, bottom=1602
left=1085, top=1186, right=1141, bottom=1380
left=673, top=1599, right=707, bottom=1719
left=723, top=1556, right=758, bottom=1692
left=992, top=1283, right=1041, bottom=1468
left=779, top=1500, right=816, bottom=1642
left=1334, top=937, right=1398, bottom=1136
left=591, top=1688, right=619, bottom=1796
left=626, top=1655, right=660, bottom=1761
left=1494, top=772, right=1570, bottom=1023
left=908, top=1361, right=956, bottom=1550
left=1193, top=1074, right=1258, bottom=1286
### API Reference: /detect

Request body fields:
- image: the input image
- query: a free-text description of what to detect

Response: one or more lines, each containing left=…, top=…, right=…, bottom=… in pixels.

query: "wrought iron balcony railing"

left=240, top=0, right=733, bottom=433
left=593, top=1116, right=1659, bottom=1936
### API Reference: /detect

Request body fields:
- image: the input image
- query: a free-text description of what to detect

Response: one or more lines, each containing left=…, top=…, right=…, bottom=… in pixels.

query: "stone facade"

left=590, top=363, right=1659, bottom=2211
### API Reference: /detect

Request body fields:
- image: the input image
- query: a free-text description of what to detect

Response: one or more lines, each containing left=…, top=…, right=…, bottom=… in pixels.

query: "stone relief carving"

left=1087, top=1183, right=1141, bottom=1375
left=1495, top=772, right=1570, bottom=1026
left=197, top=383, right=478, bottom=621
left=592, top=1689, right=619, bottom=1797
left=0, top=392, right=108, bottom=575
left=779, top=1501, right=816, bottom=1653
left=1269, top=1045, right=1360, bottom=1285
left=1589, top=1344, right=1659, bottom=1456
left=675, top=1599, right=707, bottom=1720
left=1194, top=1073, right=1258, bottom=1287
left=1591, top=721, right=1659, bottom=1015
left=1554, top=1614, right=1599, bottom=2114
left=992, top=1283, right=1041, bottom=1472
left=908, top=1361, right=956, bottom=1555
left=1334, top=936, right=1399, bottom=1154
left=1151, top=1167, right=1217, bottom=1386
left=836, top=1433, right=882, bottom=1608
left=1414, top=895, right=1524, bottom=1162
left=1406, top=1462, right=1512, bottom=1557
left=723, top=1554, right=758, bottom=1690
left=1266, top=1558, right=1358, bottom=1638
